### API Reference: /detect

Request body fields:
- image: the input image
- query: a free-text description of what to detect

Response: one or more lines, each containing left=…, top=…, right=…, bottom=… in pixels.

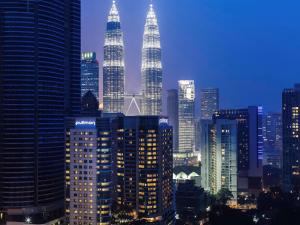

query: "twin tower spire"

left=103, top=1, right=162, bottom=116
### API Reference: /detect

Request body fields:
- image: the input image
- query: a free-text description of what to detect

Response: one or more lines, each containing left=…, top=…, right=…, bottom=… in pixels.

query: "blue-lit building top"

left=81, top=52, right=99, bottom=101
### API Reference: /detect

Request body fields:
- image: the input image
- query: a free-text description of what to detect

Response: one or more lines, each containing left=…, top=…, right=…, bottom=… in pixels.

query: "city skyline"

left=82, top=0, right=300, bottom=112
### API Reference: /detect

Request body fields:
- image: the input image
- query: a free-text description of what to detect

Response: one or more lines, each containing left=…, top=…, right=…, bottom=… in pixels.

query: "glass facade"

left=213, top=106, right=263, bottom=196
left=81, top=52, right=99, bottom=101
left=141, top=4, right=163, bottom=116
left=0, top=0, right=81, bottom=223
left=178, top=81, right=196, bottom=155
left=103, top=1, right=125, bottom=113
left=200, top=88, right=219, bottom=120
left=167, top=89, right=179, bottom=153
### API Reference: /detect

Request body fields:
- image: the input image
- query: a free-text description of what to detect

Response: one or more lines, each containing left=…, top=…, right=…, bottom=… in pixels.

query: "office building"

left=282, top=84, right=300, bottom=191
left=103, top=0, right=125, bottom=113
left=141, top=4, right=163, bottom=116
left=262, top=113, right=282, bottom=168
left=202, top=107, right=263, bottom=197
left=0, top=0, right=80, bottom=224
left=167, top=89, right=179, bottom=152
left=200, top=88, right=219, bottom=120
left=81, top=52, right=99, bottom=101
left=112, top=116, right=175, bottom=224
left=177, top=81, right=196, bottom=165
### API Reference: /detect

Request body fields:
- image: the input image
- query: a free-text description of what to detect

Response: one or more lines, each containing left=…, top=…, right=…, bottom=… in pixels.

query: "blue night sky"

left=82, top=0, right=300, bottom=113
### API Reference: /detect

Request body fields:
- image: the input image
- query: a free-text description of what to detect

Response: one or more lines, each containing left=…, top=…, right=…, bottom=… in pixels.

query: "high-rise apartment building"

left=177, top=81, right=196, bottom=164
left=282, top=84, right=300, bottom=191
left=103, top=0, right=125, bottom=113
left=201, top=119, right=238, bottom=198
left=167, top=89, right=179, bottom=152
left=65, top=117, right=112, bottom=225
left=141, top=4, right=163, bottom=116
left=112, top=116, right=175, bottom=224
left=200, top=88, right=219, bottom=120
left=81, top=52, right=99, bottom=101
left=0, top=0, right=80, bottom=224
left=202, top=107, right=263, bottom=196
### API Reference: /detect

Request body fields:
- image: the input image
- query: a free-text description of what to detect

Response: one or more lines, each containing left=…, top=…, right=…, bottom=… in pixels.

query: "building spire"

left=141, top=1, right=162, bottom=115
left=108, top=0, right=120, bottom=22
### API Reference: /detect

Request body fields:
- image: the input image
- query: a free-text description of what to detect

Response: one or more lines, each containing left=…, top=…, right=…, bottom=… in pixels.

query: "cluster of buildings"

left=0, top=1, right=300, bottom=225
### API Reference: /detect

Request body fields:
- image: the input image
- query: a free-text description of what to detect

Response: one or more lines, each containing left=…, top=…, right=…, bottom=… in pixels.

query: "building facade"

left=201, top=119, right=238, bottom=199
left=200, top=88, right=219, bottom=120
left=112, top=116, right=175, bottom=224
left=262, top=112, right=282, bottom=168
left=141, top=4, right=163, bottom=116
left=103, top=0, right=125, bottom=113
left=177, top=81, right=196, bottom=164
left=0, top=0, right=80, bottom=223
left=167, top=89, right=179, bottom=153
left=202, top=107, right=263, bottom=197
left=282, top=84, right=300, bottom=191
left=65, top=116, right=112, bottom=225
left=81, top=52, right=99, bottom=101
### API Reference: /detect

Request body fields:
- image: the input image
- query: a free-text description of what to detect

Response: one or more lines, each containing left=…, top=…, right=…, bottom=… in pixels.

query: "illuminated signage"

left=159, top=118, right=169, bottom=125
left=75, top=118, right=96, bottom=128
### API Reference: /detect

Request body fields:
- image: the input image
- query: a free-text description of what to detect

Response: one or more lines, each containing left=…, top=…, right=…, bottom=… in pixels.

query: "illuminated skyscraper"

left=201, top=119, right=238, bottom=198
left=112, top=116, right=175, bottom=224
left=66, top=93, right=112, bottom=225
left=200, top=88, right=219, bottom=120
left=282, top=84, right=300, bottom=191
left=141, top=4, right=163, bottom=116
left=103, top=0, right=125, bottom=113
left=81, top=52, right=99, bottom=101
left=178, top=81, right=196, bottom=155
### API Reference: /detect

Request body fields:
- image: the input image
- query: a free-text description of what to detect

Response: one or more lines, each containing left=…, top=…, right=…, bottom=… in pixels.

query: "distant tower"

left=167, top=89, right=179, bottom=152
left=103, top=0, right=125, bottom=113
left=178, top=80, right=196, bottom=155
left=81, top=52, right=99, bottom=101
left=200, top=88, right=219, bottom=120
left=141, top=4, right=162, bottom=115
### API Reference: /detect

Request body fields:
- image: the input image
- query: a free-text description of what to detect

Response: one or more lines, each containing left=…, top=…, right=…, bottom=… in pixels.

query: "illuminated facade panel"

left=103, top=1, right=125, bottom=113
left=141, top=4, right=163, bottom=116
left=178, top=80, right=196, bottom=156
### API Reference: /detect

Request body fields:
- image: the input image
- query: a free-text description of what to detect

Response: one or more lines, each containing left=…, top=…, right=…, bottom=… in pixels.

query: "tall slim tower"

left=81, top=52, right=99, bottom=101
left=178, top=81, right=196, bottom=154
left=103, top=0, right=125, bottom=113
left=141, top=4, right=163, bottom=115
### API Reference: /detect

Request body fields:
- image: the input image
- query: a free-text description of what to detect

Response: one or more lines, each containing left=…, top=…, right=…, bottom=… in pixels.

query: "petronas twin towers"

left=103, top=1, right=162, bottom=115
